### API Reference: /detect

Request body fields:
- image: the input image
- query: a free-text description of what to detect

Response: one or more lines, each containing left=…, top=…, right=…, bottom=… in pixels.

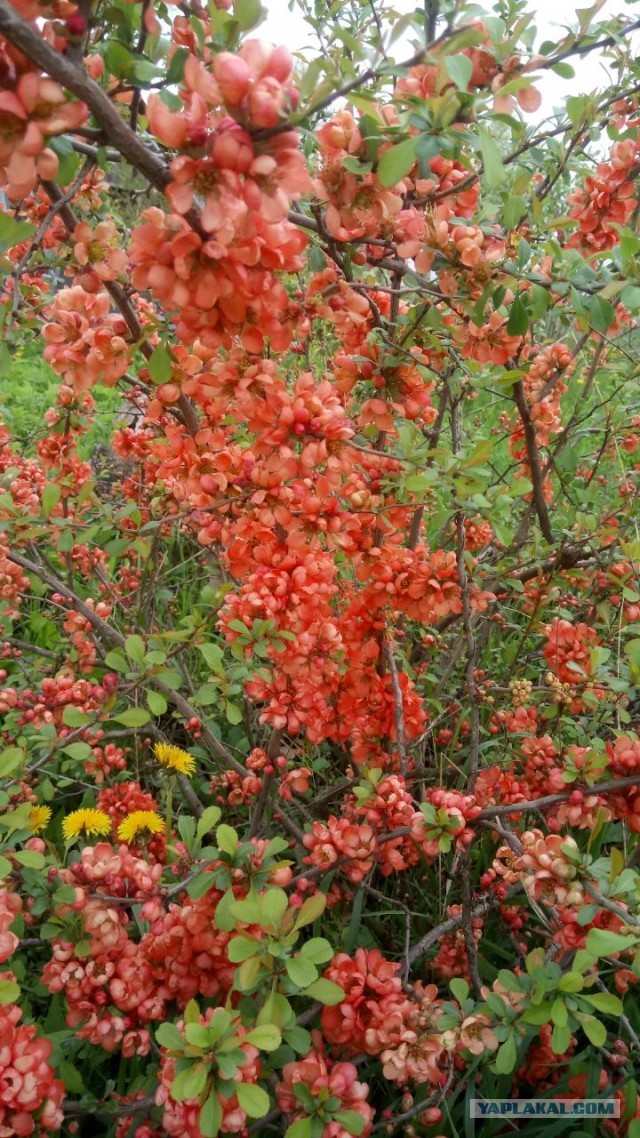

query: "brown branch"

left=510, top=541, right=595, bottom=583
left=460, top=854, right=483, bottom=997
left=385, top=641, right=408, bottom=776
left=476, top=773, right=640, bottom=820
left=8, top=550, right=249, bottom=779
left=248, top=728, right=284, bottom=838
left=11, top=161, right=93, bottom=319
left=0, top=1, right=169, bottom=192
left=407, top=384, right=450, bottom=550
left=512, top=380, right=554, bottom=542
left=0, top=0, right=205, bottom=238
left=455, top=513, right=480, bottom=786
left=41, top=180, right=200, bottom=438
left=408, top=885, right=520, bottom=965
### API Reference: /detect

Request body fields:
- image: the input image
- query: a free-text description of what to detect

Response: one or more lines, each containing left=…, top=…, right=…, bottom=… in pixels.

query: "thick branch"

left=0, top=0, right=168, bottom=192
left=512, top=380, right=554, bottom=543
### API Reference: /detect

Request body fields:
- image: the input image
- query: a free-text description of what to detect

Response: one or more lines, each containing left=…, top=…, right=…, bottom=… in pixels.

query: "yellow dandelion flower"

left=117, top=810, right=164, bottom=843
left=154, top=742, right=196, bottom=778
left=28, top=805, right=52, bottom=833
left=62, top=808, right=112, bottom=843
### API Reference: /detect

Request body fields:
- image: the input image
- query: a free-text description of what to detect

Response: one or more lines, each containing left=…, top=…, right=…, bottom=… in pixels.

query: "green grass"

left=0, top=340, right=121, bottom=460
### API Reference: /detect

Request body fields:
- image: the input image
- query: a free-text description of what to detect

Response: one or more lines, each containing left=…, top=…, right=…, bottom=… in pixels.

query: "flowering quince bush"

left=3, top=0, right=640, bottom=1136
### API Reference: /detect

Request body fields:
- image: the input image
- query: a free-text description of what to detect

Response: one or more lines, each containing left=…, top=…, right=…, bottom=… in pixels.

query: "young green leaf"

left=303, top=978, right=345, bottom=1005
left=156, top=1022, right=185, bottom=1051
left=445, top=54, right=473, bottom=90
left=332, top=1112, right=366, bottom=1136
left=285, top=955, right=319, bottom=989
left=242, top=1024, right=282, bottom=1051
left=199, top=1089, right=223, bottom=1138
left=478, top=127, right=505, bottom=188
left=377, top=137, right=417, bottom=188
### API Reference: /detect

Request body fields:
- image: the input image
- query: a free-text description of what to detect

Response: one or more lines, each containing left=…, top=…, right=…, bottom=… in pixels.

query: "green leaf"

left=229, top=896, right=263, bottom=924
left=63, top=742, right=92, bottom=761
left=216, top=824, right=238, bottom=856
left=187, top=873, right=217, bottom=900
left=450, top=977, right=470, bottom=1004
left=13, top=849, right=45, bottom=868
left=521, top=1002, right=552, bottom=1025
left=445, top=54, right=473, bottom=90
left=286, top=956, right=319, bottom=989
left=114, top=707, right=151, bottom=728
left=214, top=887, right=236, bottom=930
left=58, top=1060, right=84, bottom=1094
left=589, top=295, right=615, bottom=334
left=283, top=1026, right=312, bottom=1054
left=293, top=892, right=326, bottom=929
left=493, top=1032, right=516, bottom=1073
left=206, top=1009, right=232, bottom=1043
left=147, top=345, right=173, bottom=384
left=237, top=956, right=262, bottom=991
left=302, top=978, right=345, bottom=1005
left=300, top=938, right=334, bottom=965
left=185, top=1023, right=214, bottom=1049
left=242, top=1024, right=282, bottom=1051
left=257, top=991, right=295, bottom=1031
left=550, top=998, right=568, bottom=1027
left=285, top=1119, right=313, bottom=1138
left=124, top=634, right=145, bottom=665
left=377, top=137, right=417, bottom=188
left=197, top=806, right=222, bottom=843
left=0, top=213, right=36, bottom=254
left=586, top=928, right=639, bottom=957
left=0, top=747, right=25, bottom=778
left=576, top=1012, right=607, bottom=1047
left=147, top=690, right=168, bottom=716
left=333, top=1112, right=366, bottom=1136
left=503, top=195, right=527, bottom=229
left=225, top=702, right=243, bottom=725
left=0, top=979, right=20, bottom=1004
left=620, top=285, right=640, bottom=310
left=156, top=1022, right=185, bottom=1050
left=103, top=39, right=134, bottom=77
left=234, top=1081, right=270, bottom=1119
left=200, top=1089, right=222, bottom=1138
left=234, top=0, right=262, bottom=29
left=62, top=707, right=91, bottom=728
left=507, top=295, right=529, bottom=336
left=260, top=888, right=289, bottom=926
left=580, top=992, right=622, bottom=1015
left=41, top=483, right=61, bottom=517
left=178, top=816, right=196, bottom=850
left=551, top=1022, right=572, bottom=1054
left=228, top=936, right=260, bottom=963
left=171, top=1062, right=208, bottom=1102
left=558, top=972, right=584, bottom=993
left=478, top=127, right=505, bottom=188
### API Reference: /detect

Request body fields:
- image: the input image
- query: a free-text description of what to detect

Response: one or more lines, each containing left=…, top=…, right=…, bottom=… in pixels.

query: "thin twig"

left=385, top=641, right=408, bottom=776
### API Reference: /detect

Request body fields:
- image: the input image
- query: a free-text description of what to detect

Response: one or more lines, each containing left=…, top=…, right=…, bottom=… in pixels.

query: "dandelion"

left=62, top=808, right=112, bottom=842
left=28, top=805, right=52, bottom=833
left=117, top=810, right=164, bottom=843
left=154, top=742, right=196, bottom=778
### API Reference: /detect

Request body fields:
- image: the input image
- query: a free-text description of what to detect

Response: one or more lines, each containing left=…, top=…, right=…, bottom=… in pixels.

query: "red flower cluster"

left=0, top=979, right=65, bottom=1135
